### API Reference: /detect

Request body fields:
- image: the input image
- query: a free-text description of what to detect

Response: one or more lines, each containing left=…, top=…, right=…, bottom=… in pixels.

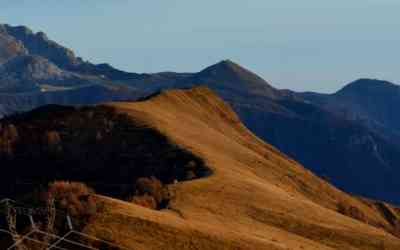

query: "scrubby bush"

left=134, top=177, right=163, bottom=204
left=185, top=170, right=196, bottom=180
left=4, top=124, right=18, bottom=141
left=131, top=194, right=157, bottom=209
left=43, top=130, right=62, bottom=153
left=184, top=160, right=197, bottom=170
left=0, top=123, right=19, bottom=155
left=132, top=176, right=175, bottom=209
left=47, top=181, right=97, bottom=218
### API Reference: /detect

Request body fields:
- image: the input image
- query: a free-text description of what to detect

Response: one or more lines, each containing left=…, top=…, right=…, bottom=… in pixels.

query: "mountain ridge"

left=1, top=23, right=400, bottom=206
left=99, top=87, right=400, bottom=249
left=300, top=78, right=400, bottom=139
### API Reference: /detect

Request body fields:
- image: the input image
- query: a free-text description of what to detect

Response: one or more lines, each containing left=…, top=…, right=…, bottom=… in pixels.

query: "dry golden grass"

left=84, top=87, right=400, bottom=249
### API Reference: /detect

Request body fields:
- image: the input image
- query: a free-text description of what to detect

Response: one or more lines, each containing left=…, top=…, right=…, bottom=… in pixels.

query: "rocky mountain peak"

left=1, top=23, right=81, bottom=69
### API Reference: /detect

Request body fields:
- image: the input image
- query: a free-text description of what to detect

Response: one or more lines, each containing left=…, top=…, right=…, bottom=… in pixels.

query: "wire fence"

left=0, top=199, right=132, bottom=250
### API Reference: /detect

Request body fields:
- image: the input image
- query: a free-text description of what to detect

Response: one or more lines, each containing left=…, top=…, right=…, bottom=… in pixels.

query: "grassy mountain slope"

left=77, top=87, right=400, bottom=250
left=160, top=61, right=400, bottom=204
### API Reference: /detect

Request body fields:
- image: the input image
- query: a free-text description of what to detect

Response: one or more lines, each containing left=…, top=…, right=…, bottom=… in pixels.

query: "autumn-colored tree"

left=0, top=124, right=19, bottom=155
left=43, top=130, right=62, bottom=153
left=47, top=181, right=97, bottom=227
left=134, top=177, right=163, bottom=204
left=131, top=194, right=157, bottom=209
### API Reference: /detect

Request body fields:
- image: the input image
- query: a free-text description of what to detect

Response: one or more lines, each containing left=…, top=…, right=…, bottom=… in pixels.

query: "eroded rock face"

left=1, top=55, right=65, bottom=78
left=0, top=24, right=85, bottom=92
left=0, top=24, right=143, bottom=94
left=0, top=55, right=85, bottom=92
left=1, top=24, right=80, bottom=69
left=0, top=26, right=28, bottom=64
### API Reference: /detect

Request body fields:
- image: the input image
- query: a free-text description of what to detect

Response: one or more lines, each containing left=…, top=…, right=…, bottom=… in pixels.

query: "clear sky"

left=2, top=0, right=400, bottom=93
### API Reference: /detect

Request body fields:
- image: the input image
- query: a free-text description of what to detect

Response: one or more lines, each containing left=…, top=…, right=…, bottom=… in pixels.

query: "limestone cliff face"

left=1, top=24, right=80, bottom=68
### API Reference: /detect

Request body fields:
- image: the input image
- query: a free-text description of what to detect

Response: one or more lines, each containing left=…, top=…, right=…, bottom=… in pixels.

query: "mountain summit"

left=0, top=23, right=137, bottom=80
left=192, top=60, right=280, bottom=98
left=337, top=78, right=399, bottom=96
left=0, top=24, right=80, bottom=68
left=302, top=78, right=400, bottom=139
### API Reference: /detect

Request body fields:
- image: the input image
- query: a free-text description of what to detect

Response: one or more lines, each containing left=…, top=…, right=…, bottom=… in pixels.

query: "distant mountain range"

left=1, top=23, right=400, bottom=204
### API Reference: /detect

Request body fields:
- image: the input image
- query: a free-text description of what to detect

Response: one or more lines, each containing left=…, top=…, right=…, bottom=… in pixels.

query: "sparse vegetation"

left=131, top=194, right=158, bottom=209
left=131, top=176, right=175, bottom=209
left=337, top=201, right=367, bottom=222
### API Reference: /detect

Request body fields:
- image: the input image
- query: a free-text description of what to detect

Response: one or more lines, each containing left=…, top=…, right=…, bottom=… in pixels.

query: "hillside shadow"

left=0, top=105, right=212, bottom=209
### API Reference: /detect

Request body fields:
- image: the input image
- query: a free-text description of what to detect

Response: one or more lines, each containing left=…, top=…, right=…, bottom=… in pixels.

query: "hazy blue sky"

left=2, top=0, right=400, bottom=93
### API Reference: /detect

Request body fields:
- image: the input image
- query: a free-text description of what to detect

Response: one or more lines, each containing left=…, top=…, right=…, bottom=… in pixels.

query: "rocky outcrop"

left=1, top=24, right=80, bottom=68
left=0, top=25, right=28, bottom=64
left=0, top=55, right=92, bottom=92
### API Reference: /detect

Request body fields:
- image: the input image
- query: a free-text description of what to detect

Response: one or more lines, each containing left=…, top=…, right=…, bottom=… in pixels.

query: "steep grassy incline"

left=83, top=87, right=400, bottom=250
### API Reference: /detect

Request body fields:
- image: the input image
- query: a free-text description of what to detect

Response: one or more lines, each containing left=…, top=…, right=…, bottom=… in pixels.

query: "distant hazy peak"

left=337, top=78, right=399, bottom=96
left=213, top=59, right=242, bottom=68
left=195, top=59, right=280, bottom=98
left=202, top=59, right=259, bottom=76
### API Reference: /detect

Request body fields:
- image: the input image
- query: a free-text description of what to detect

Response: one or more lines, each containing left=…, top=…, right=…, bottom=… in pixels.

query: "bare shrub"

left=131, top=194, right=157, bottom=209
left=47, top=181, right=97, bottom=218
left=43, top=131, right=62, bottom=153
left=134, top=177, right=163, bottom=204
left=43, top=131, right=61, bottom=146
left=131, top=177, right=177, bottom=209
left=185, top=170, right=196, bottom=180
left=4, top=124, right=19, bottom=141
left=0, top=124, right=19, bottom=155
left=184, top=160, right=197, bottom=170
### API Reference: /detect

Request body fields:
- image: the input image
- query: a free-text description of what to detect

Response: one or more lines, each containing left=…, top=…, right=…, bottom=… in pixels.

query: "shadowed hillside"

left=301, top=79, right=400, bottom=141
left=233, top=96, right=400, bottom=203
left=0, top=104, right=210, bottom=210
